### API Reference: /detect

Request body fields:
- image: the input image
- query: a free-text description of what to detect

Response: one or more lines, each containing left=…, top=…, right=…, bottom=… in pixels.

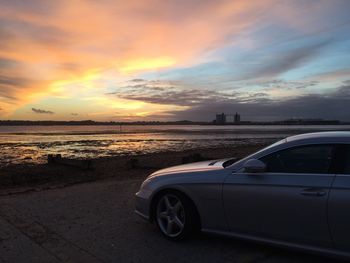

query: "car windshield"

left=252, top=139, right=286, bottom=155
left=222, top=158, right=240, bottom=168
left=223, top=139, right=286, bottom=168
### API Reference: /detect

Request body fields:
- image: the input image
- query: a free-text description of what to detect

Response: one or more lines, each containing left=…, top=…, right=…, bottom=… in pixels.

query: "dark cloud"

left=0, top=57, right=40, bottom=103
left=0, top=58, right=18, bottom=69
left=110, top=78, right=323, bottom=110
left=118, top=89, right=228, bottom=106
left=0, top=0, right=57, bottom=15
left=32, top=108, right=54, bottom=114
left=110, top=78, right=296, bottom=108
left=166, top=83, right=350, bottom=121
left=0, top=74, right=34, bottom=102
left=109, top=78, right=350, bottom=121
left=253, top=79, right=319, bottom=90
left=0, top=93, right=17, bottom=101
left=237, top=40, right=332, bottom=80
left=249, top=92, right=268, bottom=97
left=0, top=76, right=28, bottom=87
left=71, top=113, right=78, bottom=116
left=109, top=81, right=241, bottom=106
left=118, top=84, right=166, bottom=91
left=0, top=18, right=72, bottom=49
left=130, top=78, right=145, bottom=82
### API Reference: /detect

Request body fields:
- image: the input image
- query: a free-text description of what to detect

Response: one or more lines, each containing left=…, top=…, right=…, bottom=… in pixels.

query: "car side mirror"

left=243, top=159, right=266, bottom=173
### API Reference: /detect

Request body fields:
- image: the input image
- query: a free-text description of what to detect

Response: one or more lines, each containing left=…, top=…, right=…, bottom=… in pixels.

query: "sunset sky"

left=1, top=0, right=350, bottom=121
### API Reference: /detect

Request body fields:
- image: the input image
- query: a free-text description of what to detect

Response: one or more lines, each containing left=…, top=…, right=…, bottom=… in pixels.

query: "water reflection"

left=0, top=125, right=349, bottom=166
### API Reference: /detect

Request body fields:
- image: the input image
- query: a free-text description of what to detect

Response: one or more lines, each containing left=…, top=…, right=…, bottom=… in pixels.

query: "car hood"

left=148, top=158, right=235, bottom=178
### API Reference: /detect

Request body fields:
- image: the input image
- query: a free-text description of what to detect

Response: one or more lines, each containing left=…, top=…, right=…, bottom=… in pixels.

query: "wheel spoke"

left=166, top=220, right=174, bottom=234
left=164, top=196, right=172, bottom=210
left=174, top=216, right=184, bottom=229
left=173, top=201, right=182, bottom=212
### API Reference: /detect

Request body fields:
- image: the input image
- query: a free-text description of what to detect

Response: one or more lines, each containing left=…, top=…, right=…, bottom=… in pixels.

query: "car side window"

left=260, top=145, right=334, bottom=174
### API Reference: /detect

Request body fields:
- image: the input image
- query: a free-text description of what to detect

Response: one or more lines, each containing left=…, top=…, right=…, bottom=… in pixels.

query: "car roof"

left=286, top=131, right=350, bottom=143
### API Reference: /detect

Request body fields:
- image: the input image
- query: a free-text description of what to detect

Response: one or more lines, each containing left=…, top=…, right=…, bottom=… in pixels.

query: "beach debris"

left=47, top=154, right=92, bottom=170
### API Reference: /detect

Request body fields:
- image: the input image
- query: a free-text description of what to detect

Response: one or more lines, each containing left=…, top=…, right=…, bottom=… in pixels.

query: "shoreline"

left=0, top=143, right=268, bottom=192
left=0, top=121, right=347, bottom=126
left=0, top=137, right=279, bottom=167
left=1, top=125, right=350, bottom=136
left=2, top=126, right=349, bottom=167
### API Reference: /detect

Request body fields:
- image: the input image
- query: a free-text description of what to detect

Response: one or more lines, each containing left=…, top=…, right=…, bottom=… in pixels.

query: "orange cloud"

left=119, top=56, right=176, bottom=73
left=0, top=0, right=338, bottom=120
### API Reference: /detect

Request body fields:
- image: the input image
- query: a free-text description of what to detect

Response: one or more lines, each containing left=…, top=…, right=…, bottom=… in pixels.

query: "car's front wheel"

left=155, top=191, right=198, bottom=240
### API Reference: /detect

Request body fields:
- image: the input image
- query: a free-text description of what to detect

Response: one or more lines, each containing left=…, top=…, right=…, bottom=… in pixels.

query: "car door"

left=328, top=144, right=350, bottom=252
left=223, top=144, right=336, bottom=247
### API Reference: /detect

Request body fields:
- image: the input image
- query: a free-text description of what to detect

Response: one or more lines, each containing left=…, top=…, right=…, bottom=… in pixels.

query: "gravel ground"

left=0, top=177, right=341, bottom=263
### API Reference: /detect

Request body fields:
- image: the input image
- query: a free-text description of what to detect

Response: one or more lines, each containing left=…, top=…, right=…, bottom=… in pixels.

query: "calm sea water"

left=0, top=125, right=349, bottom=166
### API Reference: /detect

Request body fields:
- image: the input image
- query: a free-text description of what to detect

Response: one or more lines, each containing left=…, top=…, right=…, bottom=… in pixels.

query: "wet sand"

left=2, top=124, right=349, bottom=167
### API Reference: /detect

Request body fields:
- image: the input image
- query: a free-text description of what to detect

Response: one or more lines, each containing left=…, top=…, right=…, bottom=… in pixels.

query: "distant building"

left=215, top=113, right=226, bottom=124
left=234, top=112, right=241, bottom=123
left=214, top=112, right=242, bottom=124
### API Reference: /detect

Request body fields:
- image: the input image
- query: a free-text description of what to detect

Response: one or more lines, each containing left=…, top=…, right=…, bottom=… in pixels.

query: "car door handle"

left=300, top=188, right=326, bottom=197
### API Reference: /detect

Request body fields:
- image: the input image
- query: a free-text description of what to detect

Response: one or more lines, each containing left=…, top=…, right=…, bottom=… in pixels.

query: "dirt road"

left=0, top=178, right=339, bottom=263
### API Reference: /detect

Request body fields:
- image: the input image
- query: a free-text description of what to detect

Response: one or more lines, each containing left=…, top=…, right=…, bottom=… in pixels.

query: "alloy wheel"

left=156, top=194, right=185, bottom=238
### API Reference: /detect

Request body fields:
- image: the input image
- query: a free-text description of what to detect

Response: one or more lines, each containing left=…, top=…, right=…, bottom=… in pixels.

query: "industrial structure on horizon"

left=214, top=112, right=241, bottom=124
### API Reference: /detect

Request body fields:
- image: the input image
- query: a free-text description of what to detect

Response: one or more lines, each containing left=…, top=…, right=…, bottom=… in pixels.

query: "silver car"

left=135, top=132, right=350, bottom=258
